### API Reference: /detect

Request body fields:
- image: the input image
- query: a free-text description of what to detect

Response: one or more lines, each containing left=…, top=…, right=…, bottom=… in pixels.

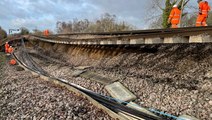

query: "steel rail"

left=50, top=26, right=212, bottom=36
left=31, top=28, right=212, bottom=43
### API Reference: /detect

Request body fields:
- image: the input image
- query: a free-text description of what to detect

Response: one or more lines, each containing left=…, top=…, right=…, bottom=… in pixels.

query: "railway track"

left=51, top=26, right=212, bottom=36
left=1, top=27, right=211, bottom=119
left=29, top=26, right=212, bottom=45
left=13, top=39, right=164, bottom=120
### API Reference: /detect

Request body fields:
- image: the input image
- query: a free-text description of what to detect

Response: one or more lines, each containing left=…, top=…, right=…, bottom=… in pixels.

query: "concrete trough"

left=105, top=82, right=136, bottom=102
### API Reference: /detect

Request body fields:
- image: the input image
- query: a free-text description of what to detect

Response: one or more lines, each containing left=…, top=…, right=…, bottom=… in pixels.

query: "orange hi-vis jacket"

left=5, top=43, right=9, bottom=52
left=43, top=30, right=49, bottom=36
left=169, top=8, right=181, bottom=24
left=199, top=1, right=211, bottom=17
left=8, top=47, right=14, bottom=54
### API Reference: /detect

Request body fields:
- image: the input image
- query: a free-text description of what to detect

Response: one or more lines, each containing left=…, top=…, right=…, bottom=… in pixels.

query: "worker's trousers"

left=171, top=24, right=178, bottom=28
left=196, top=14, right=208, bottom=27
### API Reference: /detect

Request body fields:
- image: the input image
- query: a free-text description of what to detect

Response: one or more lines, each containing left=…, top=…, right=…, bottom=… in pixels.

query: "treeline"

left=56, top=13, right=134, bottom=33
left=0, top=27, right=31, bottom=40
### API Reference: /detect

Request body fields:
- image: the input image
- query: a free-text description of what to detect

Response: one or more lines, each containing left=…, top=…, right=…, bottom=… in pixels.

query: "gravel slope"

left=0, top=53, right=113, bottom=120
left=34, top=43, right=212, bottom=120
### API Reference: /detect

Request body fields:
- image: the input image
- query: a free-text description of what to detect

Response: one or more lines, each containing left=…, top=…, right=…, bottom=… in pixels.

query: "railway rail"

left=29, top=26, right=212, bottom=45
left=51, top=26, right=212, bottom=36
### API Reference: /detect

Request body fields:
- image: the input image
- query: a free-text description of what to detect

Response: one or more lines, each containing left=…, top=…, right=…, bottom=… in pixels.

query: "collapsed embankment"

left=32, top=41, right=212, bottom=119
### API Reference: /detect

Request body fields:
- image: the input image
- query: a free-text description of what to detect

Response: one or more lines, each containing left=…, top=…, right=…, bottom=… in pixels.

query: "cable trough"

left=13, top=40, right=164, bottom=120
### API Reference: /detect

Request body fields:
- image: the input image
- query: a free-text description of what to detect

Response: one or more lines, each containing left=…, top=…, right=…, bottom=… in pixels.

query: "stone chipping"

left=35, top=44, right=212, bottom=120
left=0, top=53, right=113, bottom=120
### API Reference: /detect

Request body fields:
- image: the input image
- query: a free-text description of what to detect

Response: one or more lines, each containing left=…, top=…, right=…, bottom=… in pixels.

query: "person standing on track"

left=8, top=46, right=14, bottom=54
left=43, top=29, right=49, bottom=36
left=7, top=46, right=17, bottom=65
left=4, top=42, right=9, bottom=53
left=168, top=5, right=181, bottom=28
left=196, top=0, right=211, bottom=26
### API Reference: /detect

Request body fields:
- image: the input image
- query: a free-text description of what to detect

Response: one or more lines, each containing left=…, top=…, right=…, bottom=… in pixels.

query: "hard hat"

left=9, top=59, right=16, bottom=65
left=173, top=4, right=178, bottom=8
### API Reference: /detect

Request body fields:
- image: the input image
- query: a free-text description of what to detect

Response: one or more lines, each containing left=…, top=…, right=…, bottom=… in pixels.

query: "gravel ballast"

left=0, top=53, right=113, bottom=120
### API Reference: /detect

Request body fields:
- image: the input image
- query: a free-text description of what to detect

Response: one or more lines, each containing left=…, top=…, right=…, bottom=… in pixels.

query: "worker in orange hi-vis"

left=46, top=29, right=49, bottom=36
left=43, top=30, right=49, bottom=36
left=8, top=46, right=14, bottom=54
left=196, top=0, right=211, bottom=26
left=168, top=5, right=181, bottom=28
left=4, top=42, right=9, bottom=53
left=7, top=46, right=16, bottom=65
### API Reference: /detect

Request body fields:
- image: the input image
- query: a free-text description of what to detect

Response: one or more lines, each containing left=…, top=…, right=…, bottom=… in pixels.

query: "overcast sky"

left=0, top=0, right=211, bottom=33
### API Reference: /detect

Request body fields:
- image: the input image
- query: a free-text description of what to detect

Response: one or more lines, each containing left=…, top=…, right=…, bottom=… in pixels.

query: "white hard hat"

left=173, top=4, right=178, bottom=8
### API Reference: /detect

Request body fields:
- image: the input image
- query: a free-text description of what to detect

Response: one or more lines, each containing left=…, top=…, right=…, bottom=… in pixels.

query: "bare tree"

left=32, top=29, right=43, bottom=35
left=20, top=27, right=30, bottom=35
left=56, top=13, right=134, bottom=33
